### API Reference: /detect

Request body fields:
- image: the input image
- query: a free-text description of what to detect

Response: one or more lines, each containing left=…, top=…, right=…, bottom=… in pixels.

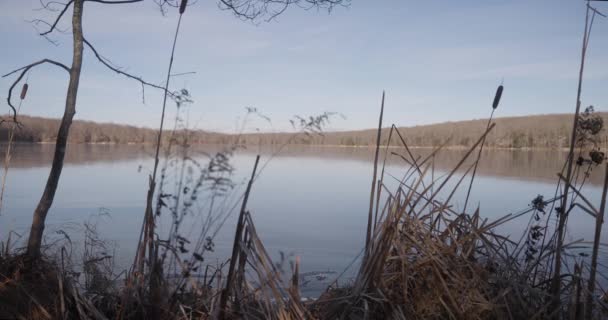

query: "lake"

left=1, top=144, right=606, bottom=296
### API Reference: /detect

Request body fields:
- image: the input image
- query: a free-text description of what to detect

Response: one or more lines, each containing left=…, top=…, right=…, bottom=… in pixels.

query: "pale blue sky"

left=1, top=0, right=607, bottom=132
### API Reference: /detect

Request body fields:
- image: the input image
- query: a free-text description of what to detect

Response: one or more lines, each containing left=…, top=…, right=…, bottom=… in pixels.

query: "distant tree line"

left=0, top=115, right=231, bottom=144
left=2, top=113, right=607, bottom=149
left=231, top=113, right=608, bottom=149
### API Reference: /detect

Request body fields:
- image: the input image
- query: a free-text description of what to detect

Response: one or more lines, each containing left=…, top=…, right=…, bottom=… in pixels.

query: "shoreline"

left=0, top=141, right=580, bottom=152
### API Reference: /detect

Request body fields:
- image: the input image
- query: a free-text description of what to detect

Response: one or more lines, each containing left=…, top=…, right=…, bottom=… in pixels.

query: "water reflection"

left=3, top=144, right=600, bottom=185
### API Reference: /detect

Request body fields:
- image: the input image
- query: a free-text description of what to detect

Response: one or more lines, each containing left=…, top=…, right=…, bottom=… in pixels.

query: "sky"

left=1, top=0, right=607, bottom=133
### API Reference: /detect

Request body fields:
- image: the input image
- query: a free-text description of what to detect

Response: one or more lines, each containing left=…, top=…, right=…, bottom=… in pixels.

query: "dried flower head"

left=179, top=0, right=188, bottom=14
left=492, top=85, right=503, bottom=109
left=20, top=83, right=28, bottom=100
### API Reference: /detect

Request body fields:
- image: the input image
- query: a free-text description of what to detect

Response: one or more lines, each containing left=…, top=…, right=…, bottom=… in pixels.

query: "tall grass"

left=0, top=82, right=28, bottom=216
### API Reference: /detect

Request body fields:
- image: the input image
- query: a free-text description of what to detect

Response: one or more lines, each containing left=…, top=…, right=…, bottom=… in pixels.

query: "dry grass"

left=0, top=253, right=107, bottom=319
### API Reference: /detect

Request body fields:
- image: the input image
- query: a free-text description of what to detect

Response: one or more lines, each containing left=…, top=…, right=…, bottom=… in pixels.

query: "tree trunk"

left=26, top=0, right=84, bottom=259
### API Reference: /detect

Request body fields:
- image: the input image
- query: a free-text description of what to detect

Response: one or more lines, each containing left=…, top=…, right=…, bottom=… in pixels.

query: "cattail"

left=179, top=0, right=188, bottom=14
left=492, top=85, right=503, bottom=109
left=20, top=83, right=28, bottom=100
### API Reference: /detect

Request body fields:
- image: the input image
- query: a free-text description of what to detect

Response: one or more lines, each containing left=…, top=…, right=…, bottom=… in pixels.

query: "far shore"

left=0, top=141, right=581, bottom=152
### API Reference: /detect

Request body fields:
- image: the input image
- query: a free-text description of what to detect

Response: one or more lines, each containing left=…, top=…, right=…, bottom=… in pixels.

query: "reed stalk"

left=374, top=125, right=393, bottom=232
left=552, top=3, right=594, bottom=308
left=219, top=155, right=260, bottom=320
left=462, top=84, right=502, bottom=214
left=585, top=162, right=608, bottom=319
left=365, top=91, right=385, bottom=252
left=132, top=0, right=187, bottom=277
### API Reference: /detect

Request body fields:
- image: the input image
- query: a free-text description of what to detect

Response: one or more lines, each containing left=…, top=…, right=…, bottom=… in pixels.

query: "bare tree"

left=2, top=0, right=174, bottom=259
left=155, top=0, right=348, bottom=21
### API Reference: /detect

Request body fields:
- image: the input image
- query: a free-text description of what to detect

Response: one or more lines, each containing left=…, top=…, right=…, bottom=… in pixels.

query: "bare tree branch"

left=152, top=0, right=196, bottom=16
left=39, top=0, right=73, bottom=36
left=30, top=20, right=61, bottom=46
left=154, top=0, right=344, bottom=21
left=2, top=59, right=71, bottom=123
left=217, top=0, right=349, bottom=22
left=83, top=38, right=176, bottom=100
left=34, top=0, right=69, bottom=12
left=84, top=0, right=143, bottom=4
left=29, top=18, right=69, bottom=34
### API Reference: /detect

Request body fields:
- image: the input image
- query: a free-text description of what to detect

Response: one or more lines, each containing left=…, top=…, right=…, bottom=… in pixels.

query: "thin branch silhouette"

left=2, top=59, right=71, bottom=122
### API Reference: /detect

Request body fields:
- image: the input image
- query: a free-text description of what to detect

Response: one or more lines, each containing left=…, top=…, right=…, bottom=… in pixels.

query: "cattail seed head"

left=492, top=85, right=503, bottom=109
left=20, top=83, right=29, bottom=100
left=179, top=0, right=188, bottom=14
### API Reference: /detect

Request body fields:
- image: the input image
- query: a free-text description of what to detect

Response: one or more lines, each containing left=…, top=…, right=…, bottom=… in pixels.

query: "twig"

left=83, top=38, right=176, bottom=100
left=39, top=0, right=74, bottom=35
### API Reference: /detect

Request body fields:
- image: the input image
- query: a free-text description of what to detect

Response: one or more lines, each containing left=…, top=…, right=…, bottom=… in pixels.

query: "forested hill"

left=2, top=113, right=607, bottom=149
left=0, top=115, right=231, bottom=145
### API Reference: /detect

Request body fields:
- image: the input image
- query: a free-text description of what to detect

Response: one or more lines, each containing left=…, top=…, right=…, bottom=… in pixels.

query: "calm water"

left=1, top=144, right=606, bottom=295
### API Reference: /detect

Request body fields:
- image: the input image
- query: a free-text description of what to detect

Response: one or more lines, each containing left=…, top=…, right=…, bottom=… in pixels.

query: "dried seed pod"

left=20, top=83, right=29, bottom=100
left=179, top=0, right=188, bottom=14
left=492, top=85, right=503, bottom=109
